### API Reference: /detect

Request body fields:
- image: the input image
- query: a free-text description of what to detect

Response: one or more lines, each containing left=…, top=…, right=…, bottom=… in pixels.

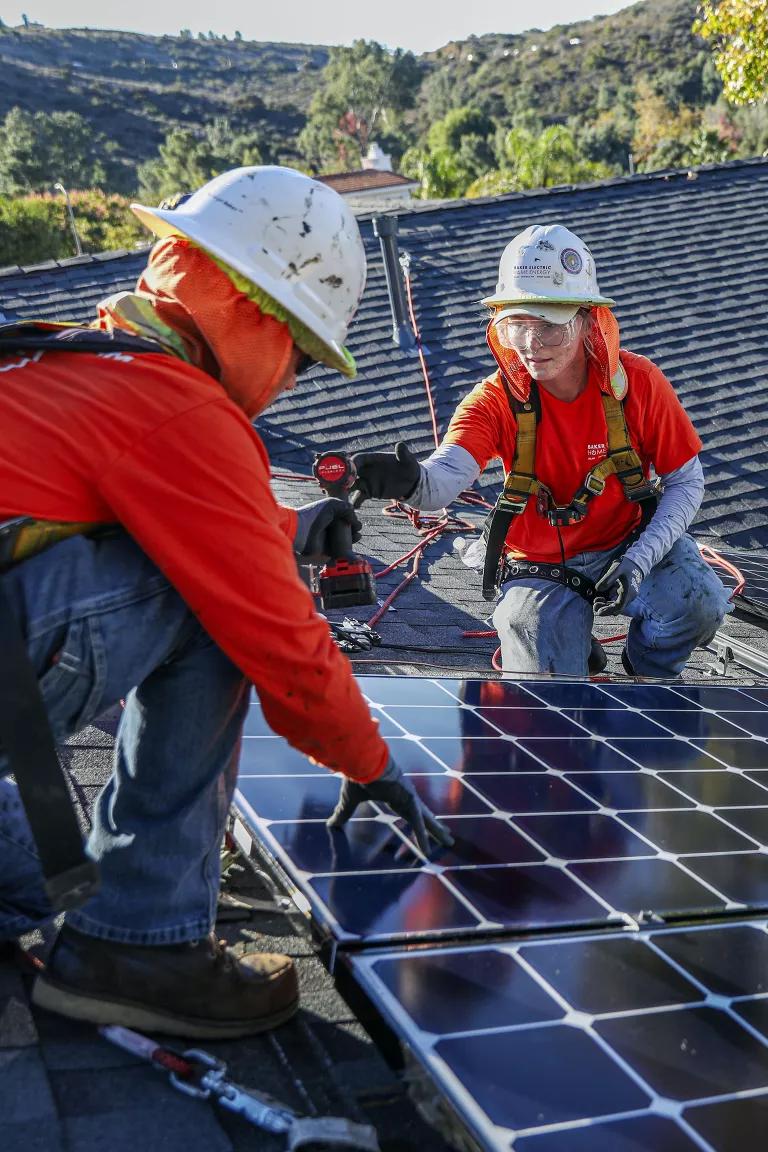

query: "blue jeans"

left=492, top=534, right=732, bottom=678
left=0, top=532, right=249, bottom=944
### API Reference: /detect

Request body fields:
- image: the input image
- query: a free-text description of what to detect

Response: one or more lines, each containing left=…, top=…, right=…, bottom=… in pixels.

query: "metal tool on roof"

left=311, top=451, right=377, bottom=610
left=100, top=1026, right=381, bottom=1151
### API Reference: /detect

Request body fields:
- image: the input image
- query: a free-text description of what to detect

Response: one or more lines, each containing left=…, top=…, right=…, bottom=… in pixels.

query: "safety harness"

left=482, top=369, right=660, bottom=601
left=0, top=321, right=169, bottom=910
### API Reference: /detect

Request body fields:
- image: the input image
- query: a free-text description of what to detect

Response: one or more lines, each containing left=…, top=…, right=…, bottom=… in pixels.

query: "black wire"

left=556, top=522, right=567, bottom=572
left=375, top=643, right=496, bottom=654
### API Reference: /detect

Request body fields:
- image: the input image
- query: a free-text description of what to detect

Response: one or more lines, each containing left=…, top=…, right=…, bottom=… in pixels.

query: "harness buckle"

left=584, top=472, right=606, bottom=496
left=497, top=494, right=529, bottom=516
left=547, top=503, right=586, bottom=527
left=625, top=477, right=662, bottom=504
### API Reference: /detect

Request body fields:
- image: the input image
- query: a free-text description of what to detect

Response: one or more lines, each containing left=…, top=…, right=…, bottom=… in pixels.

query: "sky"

left=0, top=1, right=639, bottom=55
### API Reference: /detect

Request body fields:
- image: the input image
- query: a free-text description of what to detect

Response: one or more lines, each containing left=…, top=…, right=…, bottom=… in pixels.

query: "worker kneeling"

left=352, top=224, right=731, bottom=678
left=0, top=167, right=451, bottom=1038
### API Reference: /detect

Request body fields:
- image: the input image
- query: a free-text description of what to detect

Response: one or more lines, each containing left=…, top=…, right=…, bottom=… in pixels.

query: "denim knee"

left=686, top=581, right=731, bottom=646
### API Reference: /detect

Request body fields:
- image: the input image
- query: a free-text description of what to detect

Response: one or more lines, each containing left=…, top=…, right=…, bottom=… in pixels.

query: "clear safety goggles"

left=493, top=314, right=580, bottom=352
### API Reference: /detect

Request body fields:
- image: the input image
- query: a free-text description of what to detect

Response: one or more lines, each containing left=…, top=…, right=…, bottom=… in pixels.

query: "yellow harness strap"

left=0, top=518, right=107, bottom=572
left=499, top=376, right=649, bottom=522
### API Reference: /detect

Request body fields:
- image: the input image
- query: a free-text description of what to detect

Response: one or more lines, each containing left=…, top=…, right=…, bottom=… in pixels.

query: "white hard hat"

left=482, top=223, right=615, bottom=310
left=131, top=166, right=367, bottom=374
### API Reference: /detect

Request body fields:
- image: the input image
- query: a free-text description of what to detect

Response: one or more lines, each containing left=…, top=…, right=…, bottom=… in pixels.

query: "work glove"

left=293, top=498, right=362, bottom=559
left=327, top=756, right=454, bottom=856
left=593, top=556, right=644, bottom=616
left=350, top=442, right=421, bottom=508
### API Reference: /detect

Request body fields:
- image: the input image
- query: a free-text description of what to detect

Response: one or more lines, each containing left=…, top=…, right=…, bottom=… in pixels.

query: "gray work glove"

left=293, top=498, right=362, bottom=559
left=327, top=756, right=454, bottom=856
left=594, top=556, right=644, bottom=616
left=350, top=442, right=421, bottom=508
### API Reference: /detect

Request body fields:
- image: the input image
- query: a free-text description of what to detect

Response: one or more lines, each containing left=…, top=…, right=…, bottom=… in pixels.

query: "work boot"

left=32, top=924, right=298, bottom=1039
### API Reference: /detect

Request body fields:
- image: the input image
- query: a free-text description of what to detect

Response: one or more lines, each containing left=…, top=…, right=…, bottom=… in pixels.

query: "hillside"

left=0, top=26, right=329, bottom=181
left=0, top=0, right=730, bottom=196
left=417, top=0, right=708, bottom=128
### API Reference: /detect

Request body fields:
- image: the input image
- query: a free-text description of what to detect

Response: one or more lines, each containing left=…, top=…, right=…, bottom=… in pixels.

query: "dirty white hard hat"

left=482, top=223, right=615, bottom=311
left=131, top=166, right=367, bottom=375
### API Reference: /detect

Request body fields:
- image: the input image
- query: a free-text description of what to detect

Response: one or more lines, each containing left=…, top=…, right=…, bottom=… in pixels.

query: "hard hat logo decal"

left=561, top=248, right=583, bottom=274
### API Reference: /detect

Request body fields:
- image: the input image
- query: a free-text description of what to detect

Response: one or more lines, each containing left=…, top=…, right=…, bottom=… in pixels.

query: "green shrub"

left=0, top=191, right=146, bottom=267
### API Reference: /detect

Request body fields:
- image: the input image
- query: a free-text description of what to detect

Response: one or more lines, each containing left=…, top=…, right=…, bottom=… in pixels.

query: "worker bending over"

left=0, top=167, right=450, bottom=1038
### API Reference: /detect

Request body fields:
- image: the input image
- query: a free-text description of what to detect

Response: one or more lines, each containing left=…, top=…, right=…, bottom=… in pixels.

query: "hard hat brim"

left=130, top=201, right=356, bottom=377
left=491, top=303, right=582, bottom=325
left=482, top=290, right=616, bottom=309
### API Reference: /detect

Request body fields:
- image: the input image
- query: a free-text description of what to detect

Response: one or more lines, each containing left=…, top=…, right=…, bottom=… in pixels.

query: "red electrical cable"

left=698, top=543, right=746, bottom=598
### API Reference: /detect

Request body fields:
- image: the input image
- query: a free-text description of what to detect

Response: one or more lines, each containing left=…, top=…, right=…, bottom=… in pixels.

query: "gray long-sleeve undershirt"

left=408, top=443, right=704, bottom=578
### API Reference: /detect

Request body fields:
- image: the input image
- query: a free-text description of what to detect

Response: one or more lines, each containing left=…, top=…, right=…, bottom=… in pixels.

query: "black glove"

left=327, top=756, right=454, bottom=856
left=350, top=442, right=421, bottom=508
left=594, top=556, right=644, bottom=616
left=293, top=498, right=362, bottom=559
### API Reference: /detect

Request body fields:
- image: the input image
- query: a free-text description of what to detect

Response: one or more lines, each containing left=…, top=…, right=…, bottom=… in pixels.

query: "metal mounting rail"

left=709, top=630, right=768, bottom=678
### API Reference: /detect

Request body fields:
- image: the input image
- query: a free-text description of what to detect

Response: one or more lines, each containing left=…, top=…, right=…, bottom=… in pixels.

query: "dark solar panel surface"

left=234, top=675, right=768, bottom=1150
left=712, top=548, right=768, bottom=605
left=235, top=677, right=768, bottom=945
left=348, top=918, right=768, bottom=1151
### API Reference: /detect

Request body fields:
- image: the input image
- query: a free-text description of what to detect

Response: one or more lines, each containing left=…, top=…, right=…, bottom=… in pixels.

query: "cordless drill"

left=311, top=451, right=377, bottom=610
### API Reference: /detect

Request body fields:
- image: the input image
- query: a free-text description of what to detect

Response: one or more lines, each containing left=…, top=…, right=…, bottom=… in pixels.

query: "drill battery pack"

left=318, top=557, right=377, bottom=610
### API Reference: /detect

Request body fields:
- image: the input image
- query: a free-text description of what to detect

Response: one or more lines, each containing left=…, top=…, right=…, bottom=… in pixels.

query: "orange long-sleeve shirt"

left=0, top=347, right=388, bottom=783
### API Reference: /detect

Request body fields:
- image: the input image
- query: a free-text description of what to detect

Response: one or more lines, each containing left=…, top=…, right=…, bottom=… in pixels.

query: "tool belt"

left=500, top=558, right=598, bottom=604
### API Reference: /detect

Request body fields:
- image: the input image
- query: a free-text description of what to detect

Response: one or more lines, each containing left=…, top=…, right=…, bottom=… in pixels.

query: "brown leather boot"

left=32, top=925, right=298, bottom=1038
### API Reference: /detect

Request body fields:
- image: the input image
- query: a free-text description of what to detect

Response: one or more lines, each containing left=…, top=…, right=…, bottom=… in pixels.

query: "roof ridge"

left=0, top=244, right=151, bottom=280
left=353, top=154, right=768, bottom=220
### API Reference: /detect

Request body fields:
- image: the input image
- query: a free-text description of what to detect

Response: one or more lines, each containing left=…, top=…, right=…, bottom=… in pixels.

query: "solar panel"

left=234, top=677, right=768, bottom=946
left=346, top=918, right=768, bottom=1151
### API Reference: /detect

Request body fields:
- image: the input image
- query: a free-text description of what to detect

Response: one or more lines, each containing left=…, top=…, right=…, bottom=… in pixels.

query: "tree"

left=0, top=108, right=107, bottom=195
left=631, top=78, right=700, bottom=167
left=297, top=40, right=421, bottom=170
left=495, top=124, right=615, bottom=191
left=137, top=119, right=263, bottom=202
left=401, top=106, right=495, bottom=197
left=694, top=0, right=768, bottom=104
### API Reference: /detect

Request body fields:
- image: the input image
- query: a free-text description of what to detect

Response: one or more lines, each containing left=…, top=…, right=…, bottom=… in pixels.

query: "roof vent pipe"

left=372, top=214, right=415, bottom=351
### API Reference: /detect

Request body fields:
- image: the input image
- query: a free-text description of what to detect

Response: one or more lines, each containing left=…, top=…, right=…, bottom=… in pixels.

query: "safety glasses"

left=493, top=315, right=579, bottom=351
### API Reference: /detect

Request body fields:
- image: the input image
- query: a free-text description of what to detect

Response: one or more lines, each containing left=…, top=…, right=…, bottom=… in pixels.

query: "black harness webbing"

left=0, top=583, right=100, bottom=910
left=0, top=320, right=168, bottom=358
left=0, top=321, right=168, bottom=911
left=500, top=559, right=598, bottom=604
left=482, top=376, right=659, bottom=600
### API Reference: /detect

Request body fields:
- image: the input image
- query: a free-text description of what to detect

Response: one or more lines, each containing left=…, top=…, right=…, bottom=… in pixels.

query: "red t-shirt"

left=443, top=351, right=702, bottom=561
left=0, top=347, right=388, bottom=783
